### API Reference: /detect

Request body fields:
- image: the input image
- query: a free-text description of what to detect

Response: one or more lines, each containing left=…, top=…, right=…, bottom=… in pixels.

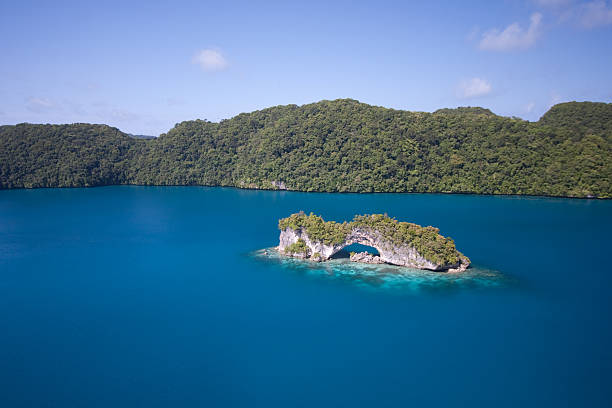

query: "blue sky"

left=1, top=0, right=611, bottom=135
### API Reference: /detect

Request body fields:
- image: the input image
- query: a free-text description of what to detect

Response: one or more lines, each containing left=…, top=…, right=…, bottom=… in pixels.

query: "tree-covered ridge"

left=433, top=106, right=496, bottom=116
left=1, top=99, right=611, bottom=197
left=539, top=102, right=612, bottom=137
left=278, top=212, right=466, bottom=266
left=0, top=123, right=143, bottom=188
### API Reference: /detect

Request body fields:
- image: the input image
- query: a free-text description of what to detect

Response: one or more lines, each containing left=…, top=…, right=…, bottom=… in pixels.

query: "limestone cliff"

left=278, top=213, right=470, bottom=272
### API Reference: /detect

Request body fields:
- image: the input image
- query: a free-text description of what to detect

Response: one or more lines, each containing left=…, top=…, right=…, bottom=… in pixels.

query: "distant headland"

left=1, top=99, right=610, bottom=198
left=277, top=212, right=470, bottom=272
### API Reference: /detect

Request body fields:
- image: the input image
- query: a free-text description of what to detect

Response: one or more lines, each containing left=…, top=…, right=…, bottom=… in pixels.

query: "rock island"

left=278, top=212, right=470, bottom=272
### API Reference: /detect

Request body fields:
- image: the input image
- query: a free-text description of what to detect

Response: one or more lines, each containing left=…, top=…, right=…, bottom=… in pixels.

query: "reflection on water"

left=253, top=248, right=513, bottom=294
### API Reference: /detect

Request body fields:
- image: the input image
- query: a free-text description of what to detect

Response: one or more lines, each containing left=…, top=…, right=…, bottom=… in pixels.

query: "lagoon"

left=1, top=186, right=611, bottom=407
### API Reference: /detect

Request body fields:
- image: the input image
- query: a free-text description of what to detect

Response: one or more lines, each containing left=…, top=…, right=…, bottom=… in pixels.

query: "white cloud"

left=192, top=49, right=228, bottom=71
left=578, top=1, right=612, bottom=28
left=533, top=0, right=612, bottom=28
left=26, top=97, right=56, bottom=113
left=457, top=78, right=493, bottom=99
left=479, top=13, right=542, bottom=51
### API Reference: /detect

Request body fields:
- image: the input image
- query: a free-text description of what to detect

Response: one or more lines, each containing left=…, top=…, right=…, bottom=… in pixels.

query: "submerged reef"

left=278, top=212, right=470, bottom=272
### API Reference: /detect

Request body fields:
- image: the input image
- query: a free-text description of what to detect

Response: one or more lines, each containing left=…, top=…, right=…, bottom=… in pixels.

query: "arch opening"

left=331, top=243, right=380, bottom=259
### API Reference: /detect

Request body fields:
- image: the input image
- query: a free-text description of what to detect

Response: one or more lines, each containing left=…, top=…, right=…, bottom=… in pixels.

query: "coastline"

left=0, top=183, right=608, bottom=200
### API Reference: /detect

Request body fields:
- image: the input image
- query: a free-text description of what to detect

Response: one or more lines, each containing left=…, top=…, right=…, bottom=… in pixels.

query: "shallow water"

left=0, top=186, right=611, bottom=407
left=254, top=248, right=512, bottom=294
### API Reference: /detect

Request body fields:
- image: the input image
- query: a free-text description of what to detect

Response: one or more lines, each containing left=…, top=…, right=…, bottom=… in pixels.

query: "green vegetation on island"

left=1, top=99, right=611, bottom=197
left=278, top=212, right=350, bottom=245
left=278, top=212, right=467, bottom=267
left=283, top=238, right=310, bottom=256
left=351, top=214, right=465, bottom=266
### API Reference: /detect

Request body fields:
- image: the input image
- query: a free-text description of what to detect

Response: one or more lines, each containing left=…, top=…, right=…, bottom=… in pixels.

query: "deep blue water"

left=1, top=186, right=611, bottom=407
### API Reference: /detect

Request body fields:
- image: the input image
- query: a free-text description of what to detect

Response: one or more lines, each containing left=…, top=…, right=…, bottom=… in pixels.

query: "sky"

left=1, top=0, right=611, bottom=135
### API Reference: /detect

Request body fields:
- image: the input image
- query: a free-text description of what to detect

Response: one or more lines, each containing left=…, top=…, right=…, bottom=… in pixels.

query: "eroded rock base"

left=349, top=251, right=384, bottom=264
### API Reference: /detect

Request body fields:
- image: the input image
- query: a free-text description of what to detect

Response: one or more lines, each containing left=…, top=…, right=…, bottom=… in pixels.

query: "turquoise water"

left=254, top=248, right=510, bottom=293
left=1, top=186, right=611, bottom=407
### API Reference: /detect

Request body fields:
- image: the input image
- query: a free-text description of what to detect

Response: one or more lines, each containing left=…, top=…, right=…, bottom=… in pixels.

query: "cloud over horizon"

left=578, top=1, right=612, bottom=28
left=532, top=0, right=612, bottom=28
left=193, top=49, right=228, bottom=71
left=457, top=78, right=493, bottom=99
left=479, top=13, right=542, bottom=51
left=26, top=97, right=56, bottom=113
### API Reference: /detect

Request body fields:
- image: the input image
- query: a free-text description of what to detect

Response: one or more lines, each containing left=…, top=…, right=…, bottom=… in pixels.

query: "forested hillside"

left=0, top=123, right=144, bottom=188
left=1, top=99, right=610, bottom=197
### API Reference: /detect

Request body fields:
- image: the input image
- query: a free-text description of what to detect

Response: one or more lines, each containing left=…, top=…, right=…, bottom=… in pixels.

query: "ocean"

left=1, top=186, right=610, bottom=407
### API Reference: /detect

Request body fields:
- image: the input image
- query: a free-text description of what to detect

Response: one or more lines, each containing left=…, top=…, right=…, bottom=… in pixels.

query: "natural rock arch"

left=331, top=242, right=380, bottom=258
left=277, top=213, right=470, bottom=272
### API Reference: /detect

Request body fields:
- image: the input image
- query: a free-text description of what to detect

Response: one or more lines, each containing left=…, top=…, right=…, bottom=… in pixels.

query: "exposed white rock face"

left=346, top=227, right=444, bottom=270
left=278, top=227, right=469, bottom=272
left=446, top=262, right=469, bottom=273
left=271, top=180, right=287, bottom=190
left=350, top=251, right=384, bottom=264
left=278, top=228, right=344, bottom=259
